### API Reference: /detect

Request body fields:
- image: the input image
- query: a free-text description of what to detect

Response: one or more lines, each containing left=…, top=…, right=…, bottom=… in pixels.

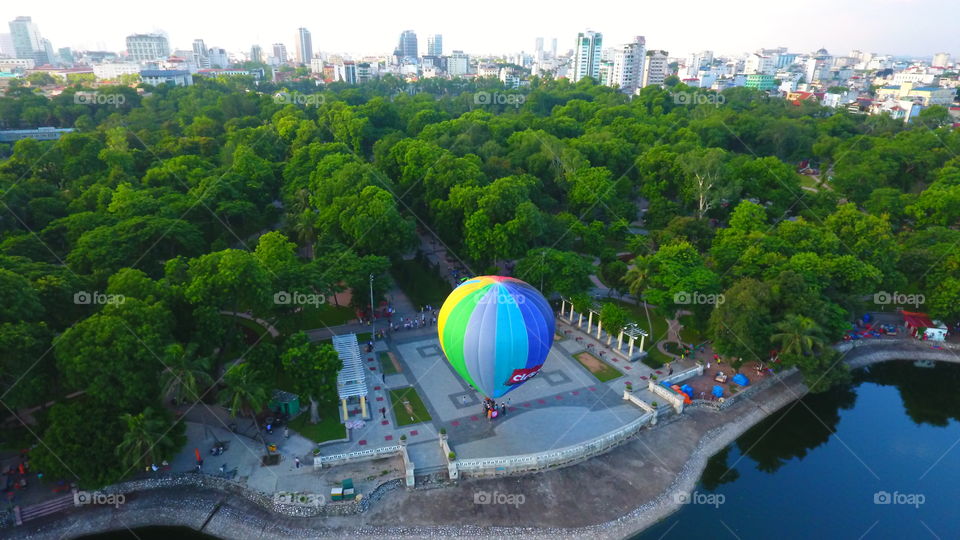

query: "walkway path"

left=219, top=311, right=280, bottom=338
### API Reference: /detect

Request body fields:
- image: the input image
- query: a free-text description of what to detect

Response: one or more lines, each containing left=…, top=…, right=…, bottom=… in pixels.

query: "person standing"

left=284, top=427, right=290, bottom=439
left=295, top=457, right=301, bottom=469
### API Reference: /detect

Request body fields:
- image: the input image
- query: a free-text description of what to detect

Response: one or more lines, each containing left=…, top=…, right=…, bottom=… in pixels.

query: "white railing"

left=453, top=412, right=653, bottom=478
left=315, top=445, right=403, bottom=468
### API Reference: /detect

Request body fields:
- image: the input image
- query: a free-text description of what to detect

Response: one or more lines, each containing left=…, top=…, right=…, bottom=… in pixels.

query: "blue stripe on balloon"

left=492, top=283, right=528, bottom=397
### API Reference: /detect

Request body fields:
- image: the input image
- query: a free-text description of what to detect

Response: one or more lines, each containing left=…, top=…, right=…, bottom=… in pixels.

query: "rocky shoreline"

left=8, top=340, right=958, bottom=540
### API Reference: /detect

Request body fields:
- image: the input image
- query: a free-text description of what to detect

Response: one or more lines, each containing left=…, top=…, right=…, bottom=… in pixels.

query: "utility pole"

left=369, top=273, right=375, bottom=335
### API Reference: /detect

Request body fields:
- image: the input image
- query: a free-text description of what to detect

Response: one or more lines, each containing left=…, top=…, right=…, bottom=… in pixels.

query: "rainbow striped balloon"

left=437, top=276, right=555, bottom=399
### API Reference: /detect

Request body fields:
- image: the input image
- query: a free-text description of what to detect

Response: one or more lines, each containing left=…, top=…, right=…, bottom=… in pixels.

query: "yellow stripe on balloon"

left=437, top=276, right=493, bottom=340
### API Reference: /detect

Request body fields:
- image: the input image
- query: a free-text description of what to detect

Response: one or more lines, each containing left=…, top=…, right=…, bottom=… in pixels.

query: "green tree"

left=116, top=407, right=183, bottom=472
left=280, top=333, right=342, bottom=423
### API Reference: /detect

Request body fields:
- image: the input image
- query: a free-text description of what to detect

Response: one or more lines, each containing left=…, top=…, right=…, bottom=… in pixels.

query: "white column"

left=617, top=331, right=624, bottom=349
left=578, top=312, right=583, bottom=327
left=639, top=334, right=646, bottom=351
left=587, top=311, right=593, bottom=333
left=628, top=336, right=635, bottom=357
left=596, top=321, right=602, bottom=339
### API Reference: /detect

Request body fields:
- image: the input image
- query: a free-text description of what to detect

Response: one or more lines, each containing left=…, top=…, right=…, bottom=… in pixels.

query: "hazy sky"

left=2, top=0, right=956, bottom=59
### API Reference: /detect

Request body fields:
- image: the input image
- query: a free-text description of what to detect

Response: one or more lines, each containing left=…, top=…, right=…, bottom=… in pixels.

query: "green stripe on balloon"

left=443, top=285, right=485, bottom=392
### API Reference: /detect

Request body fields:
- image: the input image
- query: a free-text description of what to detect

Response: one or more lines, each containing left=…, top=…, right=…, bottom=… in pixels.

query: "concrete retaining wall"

left=453, top=412, right=654, bottom=479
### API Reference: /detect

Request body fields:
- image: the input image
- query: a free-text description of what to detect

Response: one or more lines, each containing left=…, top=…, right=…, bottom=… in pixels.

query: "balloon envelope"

left=437, top=276, right=555, bottom=398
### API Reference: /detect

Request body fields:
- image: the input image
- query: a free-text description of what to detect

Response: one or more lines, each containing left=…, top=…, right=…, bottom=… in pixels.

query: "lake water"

left=635, top=361, right=960, bottom=539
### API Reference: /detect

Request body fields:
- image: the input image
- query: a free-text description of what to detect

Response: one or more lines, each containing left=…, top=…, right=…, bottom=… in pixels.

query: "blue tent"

left=712, top=385, right=724, bottom=398
left=732, top=373, right=750, bottom=386
left=680, top=384, right=694, bottom=397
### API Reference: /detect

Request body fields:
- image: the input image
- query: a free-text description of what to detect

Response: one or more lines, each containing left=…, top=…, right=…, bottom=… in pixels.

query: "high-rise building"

left=0, top=33, right=13, bottom=57
left=572, top=30, right=602, bottom=82
left=272, top=43, right=288, bottom=64
left=551, top=38, right=557, bottom=58
left=641, top=50, right=669, bottom=87
left=343, top=61, right=357, bottom=84
left=744, top=53, right=775, bottom=75
left=804, top=48, right=832, bottom=83
left=58, top=47, right=74, bottom=65
left=126, top=33, right=170, bottom=62
left=295, top=27, right=312, bottom=64
left=250, top=45, right=263, bottom=63
left=535, top=37, right=544, bottom=54
left=9, top=16, right=48, bottom=65
left=427, top=34, right=442, bottom=57
left=447, top=50, right=469, bottom=76
left=933, top=52, right=951, bottom=68
left=207, top=47, right=228, bottom=69
left=192, top=39, right=209, bottom=68
left=611, top=35, right=645, bottom=94
left=396, top=30, right=418, bottom=61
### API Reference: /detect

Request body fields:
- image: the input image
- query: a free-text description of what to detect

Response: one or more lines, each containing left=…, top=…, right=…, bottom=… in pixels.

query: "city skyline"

left=1, top=0, right=957, bottom=60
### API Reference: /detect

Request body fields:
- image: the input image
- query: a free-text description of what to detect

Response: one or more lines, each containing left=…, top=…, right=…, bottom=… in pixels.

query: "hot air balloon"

left=438, top=276, right=555, bottom=399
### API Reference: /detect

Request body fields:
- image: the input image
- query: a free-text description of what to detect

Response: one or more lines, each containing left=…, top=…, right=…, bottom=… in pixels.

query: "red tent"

left=901, top=311, right=935, bottom=330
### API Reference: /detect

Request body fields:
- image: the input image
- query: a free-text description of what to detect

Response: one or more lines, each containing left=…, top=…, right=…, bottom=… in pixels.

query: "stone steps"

left=17, top=493, right=75, bottom=524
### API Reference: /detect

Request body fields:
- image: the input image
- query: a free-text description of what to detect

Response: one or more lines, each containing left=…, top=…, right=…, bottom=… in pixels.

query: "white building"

left=572, top=30, right=602, bottom=82
left=126, top=33, right=170, bottom=62
left=0, top=58, right=35, bottom=72
left=933, top=52, right=951, bottom=69
left=611, top=36, right=645, bottom=94
left=642, top=50, right=669, bottom=87
left=140, top=69, right=193, bottom=86
left=447, top=50, right=469, bottom=77
left=92, top=62, right=140, bottom=80
left=744, top=53, right=775, bottom=76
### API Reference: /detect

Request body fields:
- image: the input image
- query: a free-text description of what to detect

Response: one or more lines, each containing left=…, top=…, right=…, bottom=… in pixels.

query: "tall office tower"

left=125, top=33, right=170, bottom=62
left=396, top=30, right=418, bottom=60
left=192, top=39, right=210, bottom=68
left=551, top=38, right=557, bottom=58
left=933, top=52, right=951, bottom=68
left=535, top=37, right=544, bottom=54
left=58, top=47, right=74, bottom=65
left=427, top=34, right=442, bottom=56
left=250, top=45, right=263, bottom=63
left=295, top=27, right=313, bottom=64
left=611, top=35, right=645, bottom=93
left=641, top=49, right=669, bottom=87
left=571, top=30, right=602, bottom=82
left=272, top=43, right=288, bottom=63
left=9, top=16, right=49, bottom=64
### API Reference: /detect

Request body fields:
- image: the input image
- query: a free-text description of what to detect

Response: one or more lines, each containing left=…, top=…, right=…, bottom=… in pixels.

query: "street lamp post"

left=369, top=273, right=375, bottom=335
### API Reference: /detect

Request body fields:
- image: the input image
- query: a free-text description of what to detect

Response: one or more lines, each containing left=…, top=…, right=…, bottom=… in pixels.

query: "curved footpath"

left=11, top=340, right=960, bottom=540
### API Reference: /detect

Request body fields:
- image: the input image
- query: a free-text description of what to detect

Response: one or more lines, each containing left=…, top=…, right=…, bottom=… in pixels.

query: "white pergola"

left=333, top=334, right=369, bottom=420
left=558, top=297, right=649, bottom=358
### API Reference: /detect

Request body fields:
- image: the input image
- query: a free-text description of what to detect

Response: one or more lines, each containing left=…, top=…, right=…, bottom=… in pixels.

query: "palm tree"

left=161, top=344, right=214, bottom=406
left=117, top=407, right=178, bottom=472
left=771, top=315, right=825, bottom=357
left=623, top=256, right=655, bottom=346
left=219, top=363, right=271, bottom=453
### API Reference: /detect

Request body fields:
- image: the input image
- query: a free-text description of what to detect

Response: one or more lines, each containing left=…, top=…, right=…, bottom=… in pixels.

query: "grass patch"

left=274, top=304, right=356, bottom=335
left=389, top=387, right=432, bottom=426
left=392, top=254, right=452, bottom=309
left=379, top=351, right=399, bottom=375
left=288, top=404, right=346, bottom=443
left=574, top=352, right=622, bottom=382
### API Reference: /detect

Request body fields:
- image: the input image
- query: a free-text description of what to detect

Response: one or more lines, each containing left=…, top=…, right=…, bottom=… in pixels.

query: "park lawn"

left=392, top=256, right=452, bottom=309
left=273, top=304, right=355, bottom=335
left=389, top=387, right=432, bottom=426
left=379, top=351, right=400, bottom=375
left=288, top=406, right=346, bottom=443
left=574, top=352, right=622, bottom=382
